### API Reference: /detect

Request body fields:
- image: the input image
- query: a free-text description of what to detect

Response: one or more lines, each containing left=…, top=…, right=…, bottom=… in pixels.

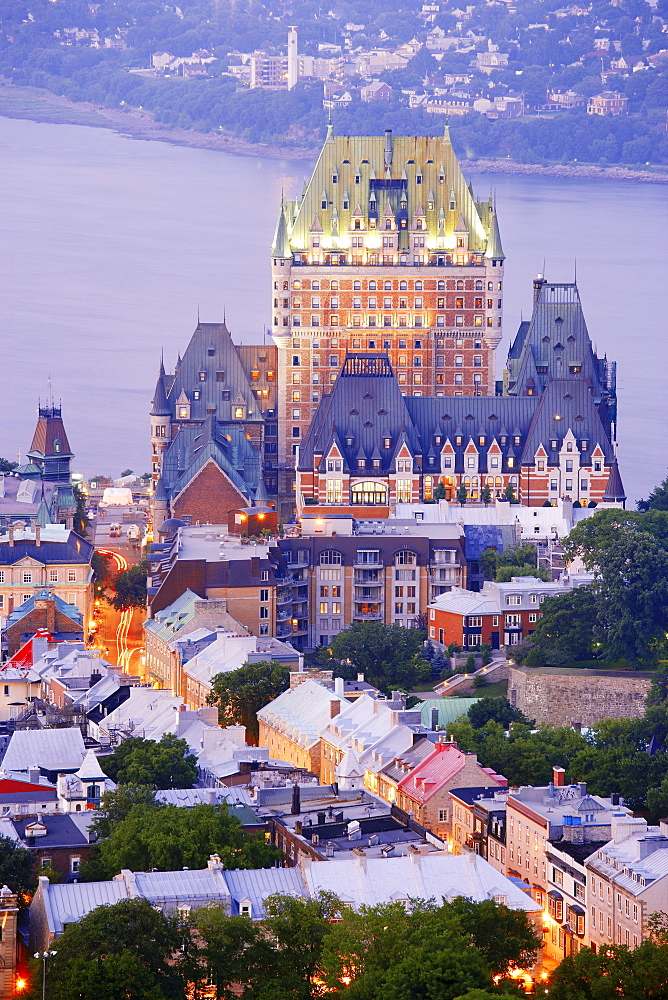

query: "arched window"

left=351, top=481, right=388, bottom=506
left=475, top=280, right=483, bottom=290
left=54, top=439, right=61, bottom=454
left=320, top=550, right=342, bottom=565
left=395, top=549, right=417, bottom=566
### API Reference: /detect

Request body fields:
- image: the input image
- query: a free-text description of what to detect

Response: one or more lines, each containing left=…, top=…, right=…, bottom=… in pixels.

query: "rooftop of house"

left=320, top=691, right=425, bottom=763
left=397, top=741, right=506, bottom=803
left=0, top=525, right=94, bottom=565
left=303, top=849, right=540, bottom=913
left=507, top=780, right=630, bottom=833
left=586, top=818, right=668, bottom=896
left=257, top=679, right=344, bottom=750
left=419, top=699, right=482, bottom=729
left=2, top=726, right=87, bottom=775
left=450, top=785, right=508, bottom=808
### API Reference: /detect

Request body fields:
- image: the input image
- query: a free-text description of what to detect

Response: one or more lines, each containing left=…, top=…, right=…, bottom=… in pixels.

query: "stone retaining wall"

left=508, top=666, right=652, bottom=728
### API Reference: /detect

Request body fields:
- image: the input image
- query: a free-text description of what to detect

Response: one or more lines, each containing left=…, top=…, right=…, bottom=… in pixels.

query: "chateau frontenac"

left=151, top=128, right=623, bottom=525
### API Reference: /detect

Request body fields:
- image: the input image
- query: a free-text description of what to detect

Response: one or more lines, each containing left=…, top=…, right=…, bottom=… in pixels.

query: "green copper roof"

left=275, top=130, right=500, bottom=256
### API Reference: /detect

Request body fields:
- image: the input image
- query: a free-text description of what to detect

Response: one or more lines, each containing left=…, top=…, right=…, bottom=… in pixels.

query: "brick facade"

left=172, top=459, right=247, bottom=525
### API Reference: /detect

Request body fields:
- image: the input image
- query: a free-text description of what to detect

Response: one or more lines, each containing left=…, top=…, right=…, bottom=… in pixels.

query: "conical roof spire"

left=151, top=368, right=170, bottom=417
left=254, top=477, right=270, bottom=504
left=602, top=458, right=626, bottom=504
left=485, top=205, right=504, bottom=260
left=36, top=493, right=53, bottom=527
left=272, top=194, right=292, bottom=259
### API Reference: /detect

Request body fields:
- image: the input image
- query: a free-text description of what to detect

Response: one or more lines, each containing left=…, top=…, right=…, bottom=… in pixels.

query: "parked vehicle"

left=109, top=523, right=122, bottom=538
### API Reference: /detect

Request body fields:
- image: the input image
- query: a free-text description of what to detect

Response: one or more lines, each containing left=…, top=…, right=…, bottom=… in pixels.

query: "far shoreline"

left=1, top=79, right=667, bottom=185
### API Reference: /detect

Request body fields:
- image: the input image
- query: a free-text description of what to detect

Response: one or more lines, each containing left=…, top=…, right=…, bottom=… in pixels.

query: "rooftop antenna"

left=47, top=374, right=53, bottom=410
left=574, top=258, right=577, bottom=285
left=197, top=303, right=200, bottom=325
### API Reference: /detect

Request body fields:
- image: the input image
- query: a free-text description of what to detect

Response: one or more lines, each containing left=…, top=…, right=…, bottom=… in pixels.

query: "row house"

left=0, top=523, right=94, bottom=627
left=394, top=739, right=506, bottom=842
left=505, top=768, right=631, bottom=964
left=257, top=677, right=345, bottom=775
left=428, top=574, right=580, bottom=649
left=585, top=815, right=668, bottom=954
left=449, top=785, right=509, bottom=863
left=280, top=529, right=465, bottom=649
left=271, top=128, right=505, bottom=507
left=318, top=689, right=427, bottom=787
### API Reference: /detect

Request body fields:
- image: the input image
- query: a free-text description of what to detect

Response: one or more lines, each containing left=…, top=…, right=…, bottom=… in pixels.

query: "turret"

left=150, top=364, right=172, bottom=486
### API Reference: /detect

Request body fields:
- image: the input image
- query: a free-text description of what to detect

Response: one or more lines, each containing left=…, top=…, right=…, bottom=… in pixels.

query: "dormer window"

left=54, top=439, right=61, bottom=453
left=567, top=442, right=573, bottom=452
left=234, top=406, right=245, bottom=419
left=346, top=436, right=354, bottom=446
left=383, top=437, right=391, bottom=449
left=178, top=406, right=188, bottom=418
left=198, top=371, right=207, bottom=382
left=550, top=439, right=558, bottom=450
left=513, top=435, right=521, bottom=445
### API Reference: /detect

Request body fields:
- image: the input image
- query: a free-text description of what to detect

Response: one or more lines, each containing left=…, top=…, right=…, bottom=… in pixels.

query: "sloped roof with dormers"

left=507, top=281, right=611, bottom=404
left=299, top=354, right=616, bottom=475
left=274, top=129, right=502, bottom=259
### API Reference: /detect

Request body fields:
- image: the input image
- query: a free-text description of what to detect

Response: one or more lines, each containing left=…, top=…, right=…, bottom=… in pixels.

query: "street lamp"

left=34, top=951, right=56, bottom=1000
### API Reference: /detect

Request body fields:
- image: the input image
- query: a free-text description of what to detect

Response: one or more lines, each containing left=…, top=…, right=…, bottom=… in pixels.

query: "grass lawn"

left=468, top=679, right=509, bottom=698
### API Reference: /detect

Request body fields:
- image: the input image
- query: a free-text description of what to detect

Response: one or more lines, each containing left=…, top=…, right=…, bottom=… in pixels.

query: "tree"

left=207, top=660, right=290, bottom=744
left=107, top=560, right=147, bottom=610
left=320, top=901, right=495, bottom=1000
left=480, top=484, right=492, bottom=505
left=264, top=892, right=341, bottom=999
left=479, top=543, right=542, bottom=582
left=327, top=622, right=429, bottom=694
left=91, top=783, right=157, bottom=839
left=546, top=940, right=668, bottom=999
left=0, top=836, right=37, bottom=906
left=92, top=802, right=281, bottom=878
left=189, top=904, right=276, bottom=999
left=456, top=483, right=468, bottom=505
left=516, top=586, right=599, bottom=666
left=447, top=897, right=541, bottom=975
left=503, top=484, right=517, bottom=503
left=0, top=458, right=17, bottom=473
left=433, top=482, right=446, bottom=501
left=467, top=697, right=533, bottom=730
left=91, top=550, right=114, bottom=599
left=72, top=483, right=90, bottom=538
left=102, top=734, right=198, bottom=789
left=37, top=897, right=187, bottom=1000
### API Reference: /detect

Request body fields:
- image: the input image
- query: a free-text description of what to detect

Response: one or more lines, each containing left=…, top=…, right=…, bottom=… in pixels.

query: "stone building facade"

left=507, top=666, right=652, bottom=728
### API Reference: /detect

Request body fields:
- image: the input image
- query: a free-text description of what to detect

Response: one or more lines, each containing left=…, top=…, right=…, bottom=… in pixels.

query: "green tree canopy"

left=207, top=660, right=290, bottom=744
left=0, top=458, right=17, bottom=473
left=102, top=734, right=198, bottom=789
left=467, top=697, right=533, bottom=730
left=514, top=586, right=599, bottom=666
left=89, top=801, right=281, bottom=879
left=106, top=560, right=148, bottom=610
left=36, top=897, right=186, bottom=999
left=0, top=836, right=37, bottom=907
left=326, top=621, right=429, bottom=693
left=546, top=940, right=668, bottom=999
left=91, top=783, right=157, bottom=839
left=637, top=473, right=668, bottom=511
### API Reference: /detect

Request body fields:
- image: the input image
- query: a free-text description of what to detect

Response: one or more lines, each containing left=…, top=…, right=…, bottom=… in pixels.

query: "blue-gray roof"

left=224, top=866, right=307, bottom=917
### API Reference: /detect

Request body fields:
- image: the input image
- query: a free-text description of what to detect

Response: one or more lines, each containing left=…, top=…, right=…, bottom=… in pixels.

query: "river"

left=0, top=114, right=666, bottom=504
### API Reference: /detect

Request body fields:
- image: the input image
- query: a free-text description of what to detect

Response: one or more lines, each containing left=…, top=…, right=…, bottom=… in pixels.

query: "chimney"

left=334, top=676, right=345, bottom=698
left=330, top=699, right=341, bottom=719
left=291, top=783, right=301, bottom=816
left=8, top=525, right=14, bottom=548
left=357, top=673, right=364, bottom=683
left=35, top=525, right=41, bottom=547
left=611, top=792, right=620, bottom=806
left=578, top=782, right=587, bottom=797
left=384, top=129, right=393, bottom=168
left=28, top=766, right=40, bottom=786
left=553, top=766, right=565, bottom=787
left=46, top=599, right=56, bottom=633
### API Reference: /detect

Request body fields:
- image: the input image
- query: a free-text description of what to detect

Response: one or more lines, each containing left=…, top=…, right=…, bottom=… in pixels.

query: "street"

left=89, top=503, right=147, bottom=675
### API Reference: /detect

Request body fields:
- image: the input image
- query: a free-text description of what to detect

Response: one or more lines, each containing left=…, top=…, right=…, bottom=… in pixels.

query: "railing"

left=353, top=609, right=383, bottom=621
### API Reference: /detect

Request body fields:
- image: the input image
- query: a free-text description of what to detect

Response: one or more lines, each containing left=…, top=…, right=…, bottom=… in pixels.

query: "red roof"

left=397, top=742, right=506, bottom=804
left=3, top=630, right=53, bottom=671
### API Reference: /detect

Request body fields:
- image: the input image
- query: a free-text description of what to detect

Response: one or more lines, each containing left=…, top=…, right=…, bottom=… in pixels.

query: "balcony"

left=354, top=586, right=383, bottom=600
left=276, top=608, right=292, bottom=622
left=353, top=570, right=382, bottom=583
left=353, top=560, right=381, bottom=570
left=276, top=623, right=294, bottom=639
left=277, top=587, right=293, bottom=605
left=353, top=605, right=382, bottom=621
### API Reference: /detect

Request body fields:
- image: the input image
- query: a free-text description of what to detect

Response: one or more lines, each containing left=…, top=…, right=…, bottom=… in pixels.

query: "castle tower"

left=287, top=26, right=298, bottom=90
left=150, top=359, right=172, bottom=488
left=271, top=128, right=504, bottom=507
left=27, top=404, right=73, bottom=483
